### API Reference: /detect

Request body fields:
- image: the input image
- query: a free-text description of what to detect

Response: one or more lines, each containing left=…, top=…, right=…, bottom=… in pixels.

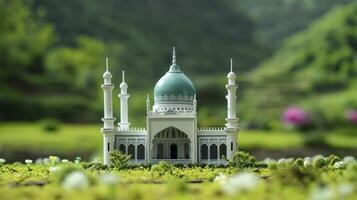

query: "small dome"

left=154, top=63, right=196, bottom=103
left=120, top=82, right=128, bottom=89
left=103, top=70, right=112, bottom=78
left=227, top=71, right=236, bottom=79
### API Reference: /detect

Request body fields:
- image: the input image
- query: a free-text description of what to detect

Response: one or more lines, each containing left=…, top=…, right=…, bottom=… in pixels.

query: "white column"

left=103, top=133, right=114, bottom=165
left=101, top=57, right=116, bottom=129
left=226, top=134, right=237, bottom=160
left=118, top=70, right=130, bottom=129
left=225, top=58, right=238, bottom=129
left=101, top=58, right=116, bottom=165
left=225, top=58, right=239, bottom=160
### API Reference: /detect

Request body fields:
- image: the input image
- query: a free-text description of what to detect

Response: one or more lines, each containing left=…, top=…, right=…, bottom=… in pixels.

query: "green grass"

left=0, top=122, right=101, bottom=155
left=0, top=122, right=356, bottom=160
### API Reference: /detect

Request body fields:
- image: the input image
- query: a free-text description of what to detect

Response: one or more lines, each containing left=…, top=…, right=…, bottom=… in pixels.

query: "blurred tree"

left=0, top=0, right=54, bottom=85
left=239, top=0, right=354, bottom=50
left=45, top=36, right=106, bottom=95
left=34, top=0, right=266, bottom=85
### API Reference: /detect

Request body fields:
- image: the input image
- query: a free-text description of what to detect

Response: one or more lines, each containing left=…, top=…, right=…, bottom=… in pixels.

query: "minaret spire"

left=106, top=57, right=109, bottom=71
left=146, top=94, right=150, bottom=113
left=122, top=70, right=125, bottom=82
left=172, top=46, right=176, bottom=65
left=230, top=58, right=233, bottom=72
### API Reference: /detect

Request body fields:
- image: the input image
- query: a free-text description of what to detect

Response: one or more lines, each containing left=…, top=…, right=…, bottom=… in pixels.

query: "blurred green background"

left=0, top=0, right=356, bottom=161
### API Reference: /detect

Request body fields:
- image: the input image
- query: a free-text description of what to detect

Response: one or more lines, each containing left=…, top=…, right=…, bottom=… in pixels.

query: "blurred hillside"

left=0, top=0, right=356, bottom=130
left=241, top=2, right=357, bottom=130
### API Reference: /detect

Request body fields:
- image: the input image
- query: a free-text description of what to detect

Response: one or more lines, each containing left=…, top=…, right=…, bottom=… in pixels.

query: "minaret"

left=146, top=94, right=150, bottom=114
left=101, top=57, right=115, bottom=129
left=101, top=57, right=115, bottom=166
left=225, top=58, right=238, bottom=129
left=118, top=70, right=130, bottom=129
left=225, top=58, right=239, bottom=160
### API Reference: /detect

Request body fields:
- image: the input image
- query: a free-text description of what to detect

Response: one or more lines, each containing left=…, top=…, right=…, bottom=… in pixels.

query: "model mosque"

left=101, top=48, right=239, bottom=165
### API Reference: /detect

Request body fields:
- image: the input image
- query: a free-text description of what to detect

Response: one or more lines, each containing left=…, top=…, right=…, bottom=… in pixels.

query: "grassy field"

left=0, top=122, right=356, bottom=161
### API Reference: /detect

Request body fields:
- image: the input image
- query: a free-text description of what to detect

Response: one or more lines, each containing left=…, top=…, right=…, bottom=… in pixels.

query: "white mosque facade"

left=101, top=48, right=239, bottom=165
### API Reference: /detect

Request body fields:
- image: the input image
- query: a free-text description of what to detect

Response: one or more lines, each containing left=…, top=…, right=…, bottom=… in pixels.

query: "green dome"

left=154, top=63, right=196, bottom=103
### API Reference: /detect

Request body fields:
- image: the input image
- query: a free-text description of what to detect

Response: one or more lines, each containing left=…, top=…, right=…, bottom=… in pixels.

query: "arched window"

left=200, top=144, right=208, bottom=160
left=137, top=144, right=145, bottom=160
left=170, top=144, right=178, bottom=159
left=119, top=144, right=126, bottom=154
left=157, top=143, right=164, bottom=159
left=210, top=144, right=218, bottom=160
left=219, top=144, right=227, bottom=159
left=184, top=143, right=190, bottom=159
left=128, top=144, right=135, bottom=160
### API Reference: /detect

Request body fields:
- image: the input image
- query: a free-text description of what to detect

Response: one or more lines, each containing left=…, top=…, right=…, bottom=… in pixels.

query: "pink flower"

left=282, top=106, right=310, bottom=126
left=346, top=110, right=357, bottom=124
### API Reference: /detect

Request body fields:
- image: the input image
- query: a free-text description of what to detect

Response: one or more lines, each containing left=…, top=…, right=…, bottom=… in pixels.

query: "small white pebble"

left=62, top=171, right=89, bottom=190
left=49, top=166, right=61, bottom=173
left=0, top=158, right=6, bottom=164
left=25, top=159, right=33, bottom=164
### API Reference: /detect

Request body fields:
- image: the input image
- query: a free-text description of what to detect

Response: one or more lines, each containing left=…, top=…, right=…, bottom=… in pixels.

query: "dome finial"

left=230, top=58, right=233, bottom=72
left=106, top=57, right=109, bottom=71
left=122, top=70, right=125, bottom=82
left=172, top=46, right=176, bottom=65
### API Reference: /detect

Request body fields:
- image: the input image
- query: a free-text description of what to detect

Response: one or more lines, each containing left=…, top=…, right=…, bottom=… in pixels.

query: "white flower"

left=49, top=166, right=61, bottom=173
left=278, top=158, right=286, bottom=164
left=222, top=172, right=260, bottom=195
left=99, top=173, right=119, bottom=186
left=61, top=159, right=69, bottom=163
left=0, top=158, right=6, bottom=164
left=263, top=158, right=276, bottom=164
left=338, top=183, right=353, bottom=197
left=61, top=171, right=89, bottom=190
left=304, top=157, right=312, bottom=167
left=334, top=161, right=344, bottom=169
left=343, top=156, right=356, bottom=164
left=310, top=186, right=334, bottom=200
left=25, top=159, right=33, bottom=164
left=214, top=173, right=228, bottom=184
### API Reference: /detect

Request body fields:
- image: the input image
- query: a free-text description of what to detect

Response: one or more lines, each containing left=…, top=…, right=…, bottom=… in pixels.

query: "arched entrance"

left=170, top=144, right=177, bottom=159
left=152, top=126, right=191, bottom=163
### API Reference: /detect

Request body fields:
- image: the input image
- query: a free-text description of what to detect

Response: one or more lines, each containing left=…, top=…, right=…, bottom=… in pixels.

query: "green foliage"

left=242, top=2, right=357, bottom=130
left=150, top=161, right=172, bottom=176
left=109, top=151, right=131, bottom=169
left=35, top=0, right=265, bottom=75
left=303, top=133, right=328, bottom=147
left=239, top=0, right=354, bottom=49
left=0, top=154, right=356, bottom=199
left=39, top=118, right=60, bottom=132
left=228, top=151, right=264, bottom=168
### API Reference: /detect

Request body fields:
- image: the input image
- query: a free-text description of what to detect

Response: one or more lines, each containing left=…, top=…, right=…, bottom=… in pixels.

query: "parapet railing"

left=117, top=127, right=146, bottom=131
left=198, top=127, right=225, bottom=131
